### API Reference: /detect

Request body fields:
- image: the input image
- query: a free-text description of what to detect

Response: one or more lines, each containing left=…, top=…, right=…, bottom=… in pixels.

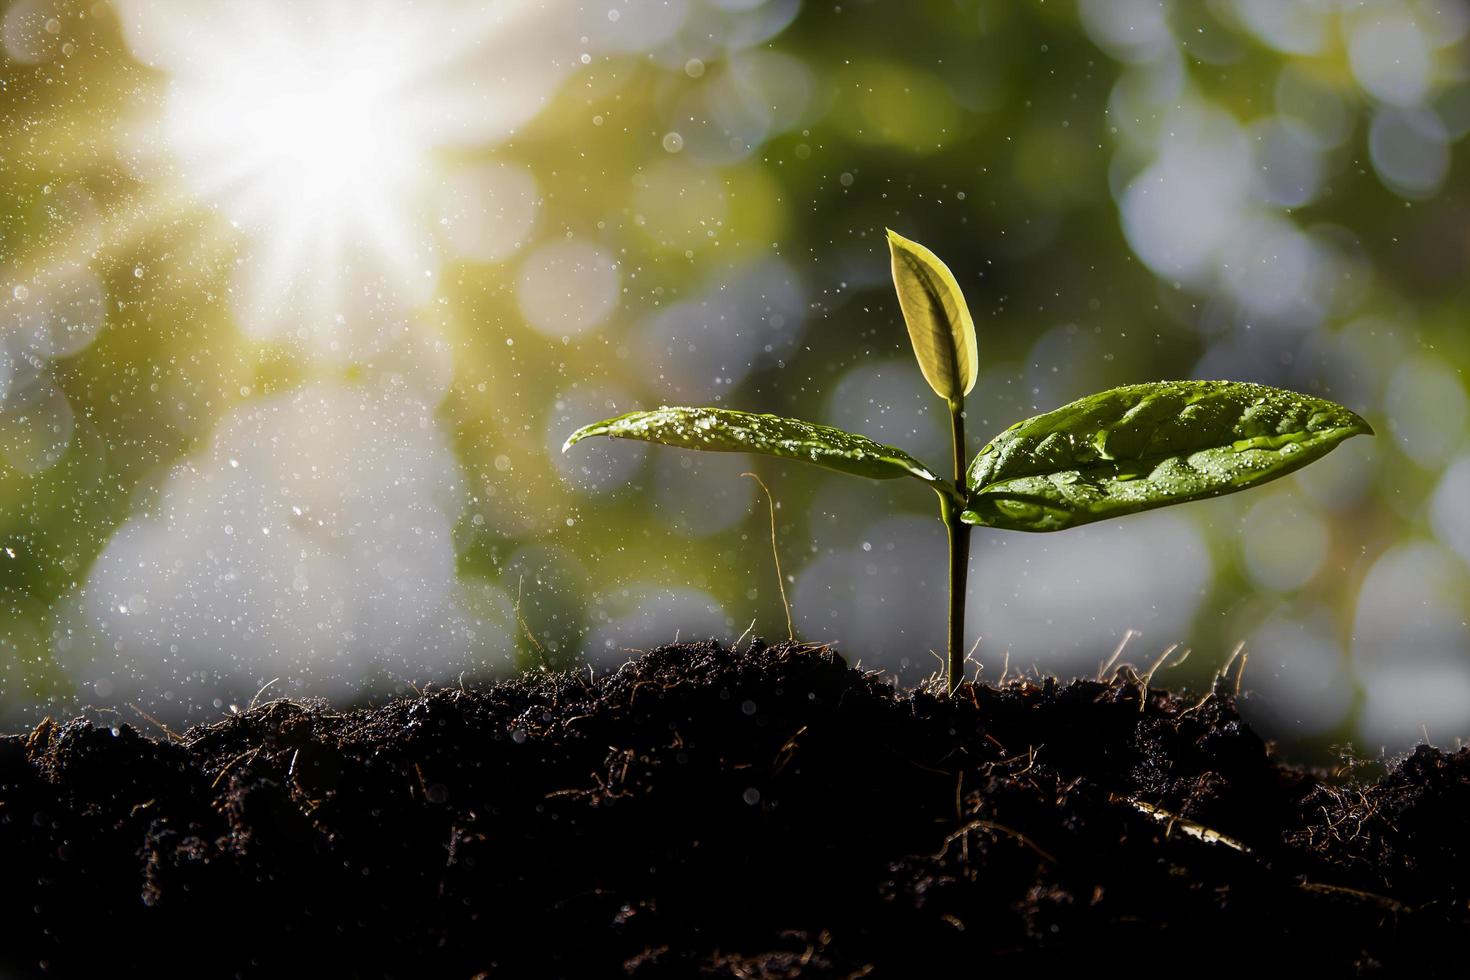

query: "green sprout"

left=564, top=231, right=1373, bottom=694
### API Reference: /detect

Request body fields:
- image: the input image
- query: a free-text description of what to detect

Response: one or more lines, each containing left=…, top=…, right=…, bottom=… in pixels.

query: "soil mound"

left=2, top=641, right=1467, bottom=977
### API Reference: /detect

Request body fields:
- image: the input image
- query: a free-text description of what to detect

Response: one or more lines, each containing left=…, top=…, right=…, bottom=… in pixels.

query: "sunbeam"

left=113, top=0, right=580, bottom=357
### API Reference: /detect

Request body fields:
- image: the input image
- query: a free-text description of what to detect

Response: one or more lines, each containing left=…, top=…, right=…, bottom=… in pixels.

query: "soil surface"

left=2, top=640, right=1468, bottom=978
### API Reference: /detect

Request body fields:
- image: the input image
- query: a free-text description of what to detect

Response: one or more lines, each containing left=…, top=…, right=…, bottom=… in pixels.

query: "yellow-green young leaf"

left=961, top=381, right=1372, bottom=532
left=887, top=228, right=978, bottom=402
left=563, top=406, right=944, bottom=486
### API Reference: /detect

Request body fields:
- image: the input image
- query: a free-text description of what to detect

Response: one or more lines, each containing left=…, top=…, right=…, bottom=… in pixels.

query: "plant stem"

left=944, top=398, right=970, bottom=694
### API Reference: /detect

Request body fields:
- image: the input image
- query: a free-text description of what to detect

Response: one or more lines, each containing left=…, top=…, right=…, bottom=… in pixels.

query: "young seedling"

left=564, top=230, right=1373, bottom=694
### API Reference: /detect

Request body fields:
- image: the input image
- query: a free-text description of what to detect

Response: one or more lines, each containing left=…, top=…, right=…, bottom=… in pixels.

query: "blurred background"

left=1, top=0, right=1467, bottom=758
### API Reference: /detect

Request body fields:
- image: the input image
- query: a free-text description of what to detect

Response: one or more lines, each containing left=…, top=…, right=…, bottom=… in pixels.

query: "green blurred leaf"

left=564, top=406, right=944, bottom=485
left=961, top=381, right=1373, bottom=532
left=887, top=228, right=978, bottom=403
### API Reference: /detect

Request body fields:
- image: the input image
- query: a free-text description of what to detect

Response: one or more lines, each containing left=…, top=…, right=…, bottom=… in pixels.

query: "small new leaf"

left=962, top=381, right=1372, bottom=532
left=564, top=406, right=944, bottom=486
left=887, top=229, right=978, bottom=403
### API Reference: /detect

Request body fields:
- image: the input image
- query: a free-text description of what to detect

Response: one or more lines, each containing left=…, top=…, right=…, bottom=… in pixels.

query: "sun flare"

left=167, top=34, right=420, bottom=236
left=159, top=12, right=435, bottom=333
left=113, top=0, right=580, bottom=353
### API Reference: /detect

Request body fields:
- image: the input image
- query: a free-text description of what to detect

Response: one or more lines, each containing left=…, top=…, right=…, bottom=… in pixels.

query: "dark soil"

left=2, top=641, right=1468, bottom=978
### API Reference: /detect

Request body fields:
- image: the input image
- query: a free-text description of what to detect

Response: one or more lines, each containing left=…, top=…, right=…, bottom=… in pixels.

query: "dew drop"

left=662, top=131, right=684, bottom=153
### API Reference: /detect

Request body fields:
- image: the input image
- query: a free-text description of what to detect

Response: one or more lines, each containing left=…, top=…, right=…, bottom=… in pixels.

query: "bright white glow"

left=1386, top=353, right=1468, bottom=466
left=3, top=0, right=64, bottom=64
left=1369, top=107, right=1450, bottom=200
left=158, top=11, right=434, bottom=327
left=1349, top=14, right=1432, bottom=107
left=168, top=40, right=416, bottom=235
left=1353, top=542, right=1470, bottom=749
left=584, top=586, right=730, bottom=666
left=1240, top=491, right=1329, bottom=593
left=1242, top=609, right=1353, bottom=737
left=439, top=164, right=542, bottom=264
left=1078, top=0, right=1173, bottom=63
left=115, top=0, right=583, bottom=356
left=1431, top=454, right=1470, bottom=569
left=516, top=240, right=622, bottom=337
left=1232, top=0, right=1329, bottom=56
left=57, top=382, right=492, bottom=718
left=967, top=512, right=1210, bottom=674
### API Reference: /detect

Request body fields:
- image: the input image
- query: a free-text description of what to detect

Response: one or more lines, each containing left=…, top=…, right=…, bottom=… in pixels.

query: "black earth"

left=2, top=640, right=1467, bottom=978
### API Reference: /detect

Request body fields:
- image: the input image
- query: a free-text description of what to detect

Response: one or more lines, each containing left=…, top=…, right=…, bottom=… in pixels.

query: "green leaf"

left=564, top=406, right=945, bottom=486
left=887, top=229, right=978, bottom=403
left=961, top=381, right=1373, bottom=532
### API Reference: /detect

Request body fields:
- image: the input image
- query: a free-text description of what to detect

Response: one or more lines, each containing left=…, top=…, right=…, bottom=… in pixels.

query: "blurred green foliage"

left=2, top=0, right=1468, bottom=752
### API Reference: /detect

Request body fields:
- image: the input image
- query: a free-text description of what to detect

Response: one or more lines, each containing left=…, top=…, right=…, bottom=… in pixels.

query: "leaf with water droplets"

left=887, top=229, right=978, bottom=403
left=961, top=381, right=1373, bottom=532
left=564, top=406, right=945, bottom=486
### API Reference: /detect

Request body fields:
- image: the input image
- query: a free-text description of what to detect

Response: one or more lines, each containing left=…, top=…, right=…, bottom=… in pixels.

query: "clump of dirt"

left=2, top=640, right=1467, bottom=978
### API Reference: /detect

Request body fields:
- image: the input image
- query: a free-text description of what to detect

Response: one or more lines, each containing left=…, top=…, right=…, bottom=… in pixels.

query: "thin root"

left=742, top=472, right=795, bottom=642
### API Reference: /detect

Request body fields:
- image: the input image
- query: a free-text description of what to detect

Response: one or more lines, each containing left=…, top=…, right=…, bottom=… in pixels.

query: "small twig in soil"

left=513, top=575, right=550, bottom=668
left=742, top=471, right=794, bottom=642
left=1137, top=643, right=1180, bottom=712
left=965, top=636, right=983, bottom=684
left=249, top=677, right=281, bottom=711
left=1098, top=628, right=1137, bottom=681
left=1180, top=640, right=1250, bottom=718
left=1297, top=880, right=1408, bottom=913
left=938, top=818, right=1058, bottom=866
left=1220, top=640, right=1245, bottom=683
left=1179, top=692, right=1213, bottom=719
left=211, top=747, right=261, bottom=789
left=1119, top=796, right=1251, bottom=854
left=126, top=703, right=184, bottom=743
left=1142, top=644, right=1182, bottom=686
left=772, top=725, right=808, bottom=776
left=734, top=617, right=757, bottom=651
